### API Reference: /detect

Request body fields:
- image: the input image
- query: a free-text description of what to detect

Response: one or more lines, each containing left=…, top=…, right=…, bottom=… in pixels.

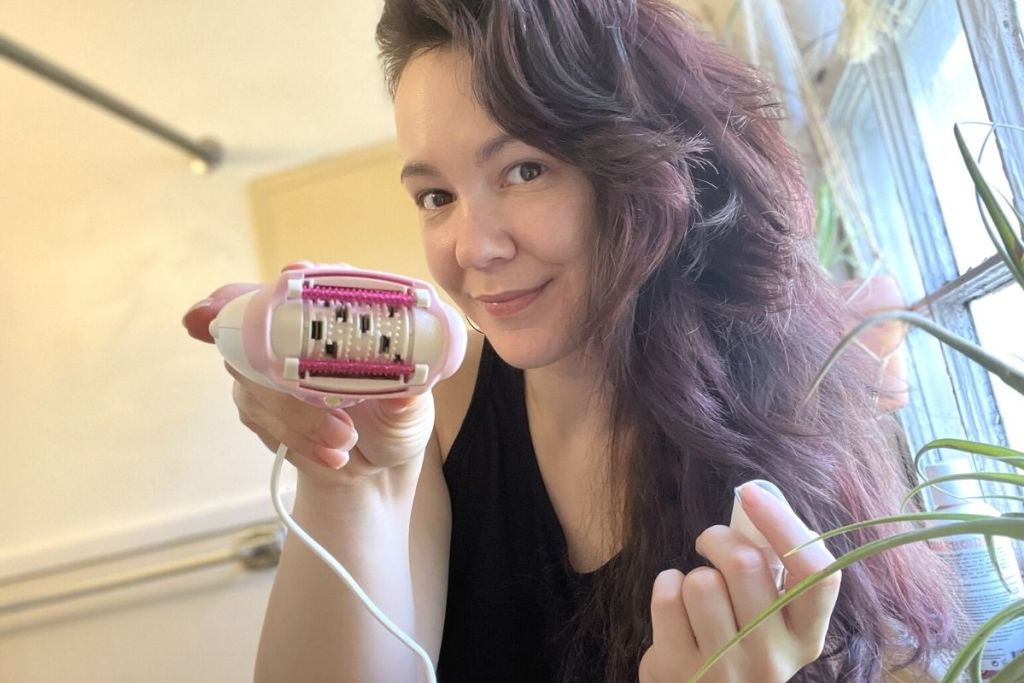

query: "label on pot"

left=930, top=535, right=1024, bottom=677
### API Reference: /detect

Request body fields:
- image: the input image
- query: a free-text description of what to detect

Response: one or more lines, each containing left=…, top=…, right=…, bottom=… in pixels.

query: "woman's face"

left=394, top=48, right=598, bottom=370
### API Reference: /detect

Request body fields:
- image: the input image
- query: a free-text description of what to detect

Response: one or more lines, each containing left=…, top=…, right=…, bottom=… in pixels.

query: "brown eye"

left=507, top=162, right=545, bottom=184
left=417, top=190, right=453, bottom=210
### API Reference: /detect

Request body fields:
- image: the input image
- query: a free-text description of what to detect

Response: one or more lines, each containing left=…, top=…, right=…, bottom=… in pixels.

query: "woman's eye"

left=416, top=190, right=453, bottom=211
left=507, top=161, right=545, bottom=184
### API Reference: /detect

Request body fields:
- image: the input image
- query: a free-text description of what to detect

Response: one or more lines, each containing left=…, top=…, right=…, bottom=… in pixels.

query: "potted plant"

left=692, top=122, right=1024, bottom=681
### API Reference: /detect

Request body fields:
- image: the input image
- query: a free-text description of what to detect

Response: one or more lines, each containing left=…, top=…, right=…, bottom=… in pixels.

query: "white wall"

left=0, top=2, right=396, bottom=681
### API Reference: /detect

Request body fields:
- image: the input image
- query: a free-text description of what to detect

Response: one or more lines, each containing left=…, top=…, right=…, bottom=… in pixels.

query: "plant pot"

left=839, top=275, right=910, bottom=411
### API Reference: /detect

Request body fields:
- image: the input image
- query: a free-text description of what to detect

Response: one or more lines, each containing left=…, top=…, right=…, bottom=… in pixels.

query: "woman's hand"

left=638, top=483, right=841, bottom=683
left=222, top=362, right=435, bottom=485
left=181, top=266, right=436, bottom=487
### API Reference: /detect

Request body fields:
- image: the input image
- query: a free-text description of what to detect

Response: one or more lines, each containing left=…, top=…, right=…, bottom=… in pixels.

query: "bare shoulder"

left=432, top=329, right=485, bottom=461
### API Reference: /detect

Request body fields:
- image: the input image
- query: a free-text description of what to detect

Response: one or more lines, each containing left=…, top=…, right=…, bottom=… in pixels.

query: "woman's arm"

left=255, top=437, right=451, bottom=683
left=183, top=282, right=462, bottom=682
left=253, top=332, right=481, bottom=682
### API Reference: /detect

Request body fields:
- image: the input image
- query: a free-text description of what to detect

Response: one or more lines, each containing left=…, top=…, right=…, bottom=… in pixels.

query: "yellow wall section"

left=249, top=140, right=438, bottom=291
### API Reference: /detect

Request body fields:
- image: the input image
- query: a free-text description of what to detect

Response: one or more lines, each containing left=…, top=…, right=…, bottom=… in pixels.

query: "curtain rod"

left=0, top=34, right=222, bottom=173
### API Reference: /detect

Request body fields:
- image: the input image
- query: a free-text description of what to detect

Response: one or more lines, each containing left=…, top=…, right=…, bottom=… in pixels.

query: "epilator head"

left=209, top=264, right=467, bottom=408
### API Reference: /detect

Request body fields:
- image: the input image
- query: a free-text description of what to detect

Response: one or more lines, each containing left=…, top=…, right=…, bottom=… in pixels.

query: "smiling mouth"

left=475, top=281, right=549, bottom=317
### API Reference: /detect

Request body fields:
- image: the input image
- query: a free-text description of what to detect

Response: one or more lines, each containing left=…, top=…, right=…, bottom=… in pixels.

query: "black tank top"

left=437, top=340, right=609, bottom=682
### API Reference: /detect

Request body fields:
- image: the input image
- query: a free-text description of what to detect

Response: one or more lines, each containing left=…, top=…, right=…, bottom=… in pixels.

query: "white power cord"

left=271, top=443, right=438, bottom=683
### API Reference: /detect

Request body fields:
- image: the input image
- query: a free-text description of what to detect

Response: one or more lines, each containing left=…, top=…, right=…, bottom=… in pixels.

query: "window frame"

left=826, top=0, right=1022, bottom=497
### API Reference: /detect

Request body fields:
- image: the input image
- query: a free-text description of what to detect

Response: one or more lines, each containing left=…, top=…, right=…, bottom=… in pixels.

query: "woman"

left=185, top=1, right=956, bottom=680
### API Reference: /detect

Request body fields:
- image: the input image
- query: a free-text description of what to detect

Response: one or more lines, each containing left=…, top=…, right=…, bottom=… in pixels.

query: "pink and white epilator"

left=208, top=264, right=467, bottom=409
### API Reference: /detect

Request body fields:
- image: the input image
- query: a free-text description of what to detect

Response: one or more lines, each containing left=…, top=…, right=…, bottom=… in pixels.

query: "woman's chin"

left=484, top=331, right=573, bottom=371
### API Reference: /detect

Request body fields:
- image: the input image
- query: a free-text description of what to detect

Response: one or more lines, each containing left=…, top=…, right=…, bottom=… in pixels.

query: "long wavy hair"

left=377, top=1, right=958, bottom=681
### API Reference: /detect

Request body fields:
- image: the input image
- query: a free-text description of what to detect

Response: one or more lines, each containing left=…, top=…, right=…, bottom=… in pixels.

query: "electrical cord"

left=271, top=443, right=438, bottom=683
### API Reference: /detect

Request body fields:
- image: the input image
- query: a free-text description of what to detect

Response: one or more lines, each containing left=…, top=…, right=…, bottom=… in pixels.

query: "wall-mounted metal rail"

left=0, top=523, right=282, bottom=615
left=0, top=34, right=222, bottom=172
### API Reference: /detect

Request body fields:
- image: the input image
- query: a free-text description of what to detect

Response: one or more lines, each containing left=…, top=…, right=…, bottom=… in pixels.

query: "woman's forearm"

left=254, top=467, right=421, bottom=683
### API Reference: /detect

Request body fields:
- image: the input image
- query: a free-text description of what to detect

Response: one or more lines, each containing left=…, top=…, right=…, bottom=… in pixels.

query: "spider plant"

left=816, top=177, right=862, bottom=278
left=690, top=122, right=1024, bottom=682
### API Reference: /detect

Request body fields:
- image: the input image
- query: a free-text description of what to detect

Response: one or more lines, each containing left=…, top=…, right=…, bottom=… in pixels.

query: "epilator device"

left=208, top=264, right=467, bottom=408
left=730, top=479, right=792, bottom=592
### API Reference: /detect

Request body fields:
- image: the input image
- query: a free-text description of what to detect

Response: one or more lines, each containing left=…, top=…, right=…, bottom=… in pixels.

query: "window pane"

left=836, top=88, right=971, bottom=446
left=899, top=0, right=1015, bottom=275
left=846, top=95, right=916, bottom=282
left=970, top=284, right=1024, bottom=451
left=1019, top=0, right=1024, bottom=55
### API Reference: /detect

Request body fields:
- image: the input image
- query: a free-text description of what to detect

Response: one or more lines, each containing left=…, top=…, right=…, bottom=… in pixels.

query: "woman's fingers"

left=342, top=391, right=435, bottom=468
left=280, top=260, right=316, bottom=272
left=738, top=484, right=841, bottom=652
left=650, top=569, right=698, bottom=651
left=227, top=363, right=357, bottom=470
left=680, top=567, right=739, bottom=657
left=182, top=283, right=261, bottom=343
left=641, top=569, right=699, bottom=682
left=642, top=487, right=839, bottom=683
left=223, top=359, right=433, bottom=474
left=694, top=525, right=788, bottom=630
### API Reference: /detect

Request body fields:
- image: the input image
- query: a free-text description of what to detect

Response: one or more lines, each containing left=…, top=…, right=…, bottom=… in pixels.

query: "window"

left=972, top=287, right=1024, bottom=450
left=899, top=1, right=1014, bottom=275
left=828, top=0, right=1024, bottom=469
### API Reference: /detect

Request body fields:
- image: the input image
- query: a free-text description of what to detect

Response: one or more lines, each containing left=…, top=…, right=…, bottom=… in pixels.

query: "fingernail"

left=738, top=482, right=765, bottom=508
left=319, top=450, right=348, bottom=470
left=186, top=297, right=214, bottom=314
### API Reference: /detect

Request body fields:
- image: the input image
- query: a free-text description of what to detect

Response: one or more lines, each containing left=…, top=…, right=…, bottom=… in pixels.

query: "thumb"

left=182, top=283, right=261, bottom=343
left=380, top=395, right=421, bottom=415
left=280, top=260, right=316, bottom=273
left=369, top=393, right=435, bottom=428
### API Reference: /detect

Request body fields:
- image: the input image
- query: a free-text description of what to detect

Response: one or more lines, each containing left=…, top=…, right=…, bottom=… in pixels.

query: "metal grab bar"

left=0, top=34, right=222, bottom=172
left=0, top=524, right=283, bottom=615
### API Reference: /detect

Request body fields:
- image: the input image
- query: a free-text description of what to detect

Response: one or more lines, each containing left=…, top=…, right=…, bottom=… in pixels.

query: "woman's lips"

left=476, top=282, right=549, bottom=318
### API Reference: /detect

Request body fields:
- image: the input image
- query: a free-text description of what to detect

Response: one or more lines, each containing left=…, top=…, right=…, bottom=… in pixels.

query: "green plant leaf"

left=817, top=179, right=840, bottom=269
left=902, top=472, right=1024, bottom=511
left=914, top=439, right=1024, bottom=473
left=723, top=1, right=744, bottom=43
left=955, top=123, right=1024, bottom=290
left=784, top=511, right=997, bottom=550
left=800, top=311, right=1024, bottom=413
left=689, top=518, right=1024, bottom=681
left=985, top=534, right=1015, bottom=593
left=941, top=601, right=1024, bottom=681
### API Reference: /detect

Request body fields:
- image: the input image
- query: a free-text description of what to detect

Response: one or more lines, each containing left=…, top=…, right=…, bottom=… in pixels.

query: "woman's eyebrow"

left=399, top=132, right=518, bottom=182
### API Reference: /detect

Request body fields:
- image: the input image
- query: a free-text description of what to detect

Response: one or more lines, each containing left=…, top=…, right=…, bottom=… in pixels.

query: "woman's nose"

left=453, top=199, right=515, bottom=270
